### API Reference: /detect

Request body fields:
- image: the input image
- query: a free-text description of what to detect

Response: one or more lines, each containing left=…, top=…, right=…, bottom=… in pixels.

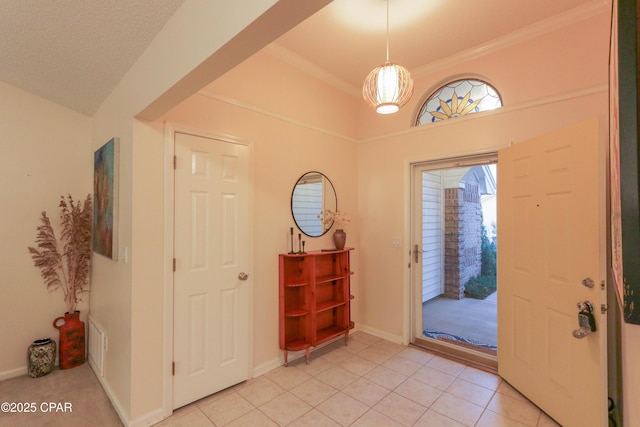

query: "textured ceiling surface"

left=0, top=0, right=185, bottom=115
left=0, top=0, right=602, bottom=116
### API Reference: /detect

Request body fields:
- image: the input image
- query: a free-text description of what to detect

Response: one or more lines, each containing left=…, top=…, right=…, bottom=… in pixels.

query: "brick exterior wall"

left=444, top=178, right=483, bottom=299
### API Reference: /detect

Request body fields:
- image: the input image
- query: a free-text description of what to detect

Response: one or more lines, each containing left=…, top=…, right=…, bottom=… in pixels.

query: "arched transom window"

left=416, top=79, right=502, bottom=126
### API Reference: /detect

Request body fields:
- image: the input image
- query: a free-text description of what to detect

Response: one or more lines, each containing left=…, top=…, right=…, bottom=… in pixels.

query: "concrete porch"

left=422, top=291, right=497, bottom=349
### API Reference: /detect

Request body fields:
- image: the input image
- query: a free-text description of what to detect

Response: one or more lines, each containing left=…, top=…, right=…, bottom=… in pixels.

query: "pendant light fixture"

left=362, top=0, right=414, bottom=114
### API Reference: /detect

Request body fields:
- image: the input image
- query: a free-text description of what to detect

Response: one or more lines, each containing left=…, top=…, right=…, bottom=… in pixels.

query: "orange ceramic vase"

left=53, top=311, right=86, bottom=369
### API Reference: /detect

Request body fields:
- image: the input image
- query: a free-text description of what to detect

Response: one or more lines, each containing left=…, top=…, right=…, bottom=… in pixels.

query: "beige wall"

left=357, top=92, right=608, bottom=340
left=159, top=49, right=361, bottom=369
left=4, top=1, right=640, bottom=426
left=0, top=81, right=92, bottom=378
left=355, top=12, right=610, bottom=139
left=157, top=0, right=613, bottom=377
left=88, top=1, right=329, bottom=424
left=354, top=7, right=610, bottom=339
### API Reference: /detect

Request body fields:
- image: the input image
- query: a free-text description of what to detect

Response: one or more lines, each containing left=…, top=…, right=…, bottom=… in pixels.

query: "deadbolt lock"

left=573, top=300, right=596, bottom=339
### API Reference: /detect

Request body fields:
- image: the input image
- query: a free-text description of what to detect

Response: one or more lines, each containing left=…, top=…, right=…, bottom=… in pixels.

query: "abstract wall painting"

left=93, top=138, right=119, bottom=260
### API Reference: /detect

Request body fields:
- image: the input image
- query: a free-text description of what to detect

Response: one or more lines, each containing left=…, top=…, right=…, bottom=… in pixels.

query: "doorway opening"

left=411, top=155, right=497, bottom=365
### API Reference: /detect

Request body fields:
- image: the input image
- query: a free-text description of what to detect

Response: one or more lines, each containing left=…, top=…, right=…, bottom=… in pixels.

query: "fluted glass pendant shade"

left=362, top=61, right=414, bottom=114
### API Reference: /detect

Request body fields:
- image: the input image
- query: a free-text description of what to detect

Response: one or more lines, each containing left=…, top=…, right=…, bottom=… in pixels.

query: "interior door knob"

left=238, top=272, right=249, bottom=281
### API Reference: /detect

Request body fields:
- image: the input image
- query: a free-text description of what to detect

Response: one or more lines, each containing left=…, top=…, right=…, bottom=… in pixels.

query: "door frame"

left=161, top=123, right=255, bottom=417
left=409, top=152, right=498, bottom=368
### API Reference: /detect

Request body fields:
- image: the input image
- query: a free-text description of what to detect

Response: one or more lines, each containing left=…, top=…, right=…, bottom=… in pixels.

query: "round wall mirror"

left=291, top=171, right=337, bottom=237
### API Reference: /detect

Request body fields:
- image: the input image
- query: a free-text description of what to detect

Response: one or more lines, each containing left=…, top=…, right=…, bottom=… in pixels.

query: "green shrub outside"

left=464, top=224, right=497, bottom=299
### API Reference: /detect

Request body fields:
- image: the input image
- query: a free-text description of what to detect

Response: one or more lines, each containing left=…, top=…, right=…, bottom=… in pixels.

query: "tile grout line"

left=168, top=334, right=548, bottom=427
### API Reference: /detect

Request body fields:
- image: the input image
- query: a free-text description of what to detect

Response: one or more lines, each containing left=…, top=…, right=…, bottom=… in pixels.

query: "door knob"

left=238, top=272, right=249, bottom=281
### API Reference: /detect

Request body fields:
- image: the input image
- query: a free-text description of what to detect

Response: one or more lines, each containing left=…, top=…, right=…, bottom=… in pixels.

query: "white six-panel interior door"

left=172, top=131, right=251, bottom=409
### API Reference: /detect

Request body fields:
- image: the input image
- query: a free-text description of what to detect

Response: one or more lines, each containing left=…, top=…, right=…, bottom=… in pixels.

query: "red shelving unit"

left=279, top=248, right=354, bottom=365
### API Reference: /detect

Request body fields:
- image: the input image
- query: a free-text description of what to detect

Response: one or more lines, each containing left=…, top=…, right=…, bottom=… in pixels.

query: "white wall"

left=0, top=81, right=92, bottom=378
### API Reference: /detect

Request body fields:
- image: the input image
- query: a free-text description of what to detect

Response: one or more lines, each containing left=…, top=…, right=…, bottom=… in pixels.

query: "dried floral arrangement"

left=318, top=209, right=351, bottom=230
left=28, top=194, right=92, bottom=313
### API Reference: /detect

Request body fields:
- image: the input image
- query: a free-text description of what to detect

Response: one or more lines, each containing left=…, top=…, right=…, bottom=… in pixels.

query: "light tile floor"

left=155, top=332, right=559, bottom=427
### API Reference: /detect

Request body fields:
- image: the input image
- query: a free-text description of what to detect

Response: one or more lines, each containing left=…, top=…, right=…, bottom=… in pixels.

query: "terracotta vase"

left=27, top=338, right=56, bottom=378
left=53, top=311, right=85, bottom=369
left=333, top=229, right=346, bottom=250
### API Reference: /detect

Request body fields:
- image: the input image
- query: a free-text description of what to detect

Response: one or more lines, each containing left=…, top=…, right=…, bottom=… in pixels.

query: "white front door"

left=498, top=118, right=607, bottom=426
left=411, top=155, right=497, bottom=344
left=173, top=132, right=251, bottom=409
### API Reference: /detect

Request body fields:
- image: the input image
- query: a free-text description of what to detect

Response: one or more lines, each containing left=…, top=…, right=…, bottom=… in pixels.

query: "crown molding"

left=263, top=44, right=361, bottom=97
left=358, top=84, right=607, bottom=144
left=196, top=84, right=606, bottom=145
left=197, top=89, right=359, bottom=143
left=265, top=0, right=609, bottom=96
left=411, top=0, right=610, bottom=78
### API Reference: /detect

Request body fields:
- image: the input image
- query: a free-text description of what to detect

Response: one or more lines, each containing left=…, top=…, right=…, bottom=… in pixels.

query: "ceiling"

left=0, top=0, right=185, bottom=115
left=0, top=0, right=600, bottom=116
left=273, top=0, right=601, bottom=96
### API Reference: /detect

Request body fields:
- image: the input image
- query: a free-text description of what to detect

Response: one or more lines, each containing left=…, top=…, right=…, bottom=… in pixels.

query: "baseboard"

left=89, top=362, right=130, bottom=427
left=356, top=324, right=404, bottom=344
left=87, top=358, right=101, bottom=380
left=94, top=370, right=164, bottom=427
left=0, top=366, right=27, bottom=381
left=253, top=357, right=282, bottom=378
left=128, top=407, right=165, bottom=427
left=86, top=358, right=161, bottom=427
left=253, top=328, right=372, bottom=377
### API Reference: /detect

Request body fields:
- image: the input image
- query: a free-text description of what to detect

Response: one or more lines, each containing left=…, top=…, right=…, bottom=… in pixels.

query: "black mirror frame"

left=290, top=171, right=337, bottom=237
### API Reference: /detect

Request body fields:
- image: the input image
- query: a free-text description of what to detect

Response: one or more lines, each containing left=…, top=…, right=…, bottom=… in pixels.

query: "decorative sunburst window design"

left=416, top=79, right=502, bottom=126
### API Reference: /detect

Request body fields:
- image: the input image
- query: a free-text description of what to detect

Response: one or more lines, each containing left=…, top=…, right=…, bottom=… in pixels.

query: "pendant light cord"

left=385, top=0, right=390, bottom=62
